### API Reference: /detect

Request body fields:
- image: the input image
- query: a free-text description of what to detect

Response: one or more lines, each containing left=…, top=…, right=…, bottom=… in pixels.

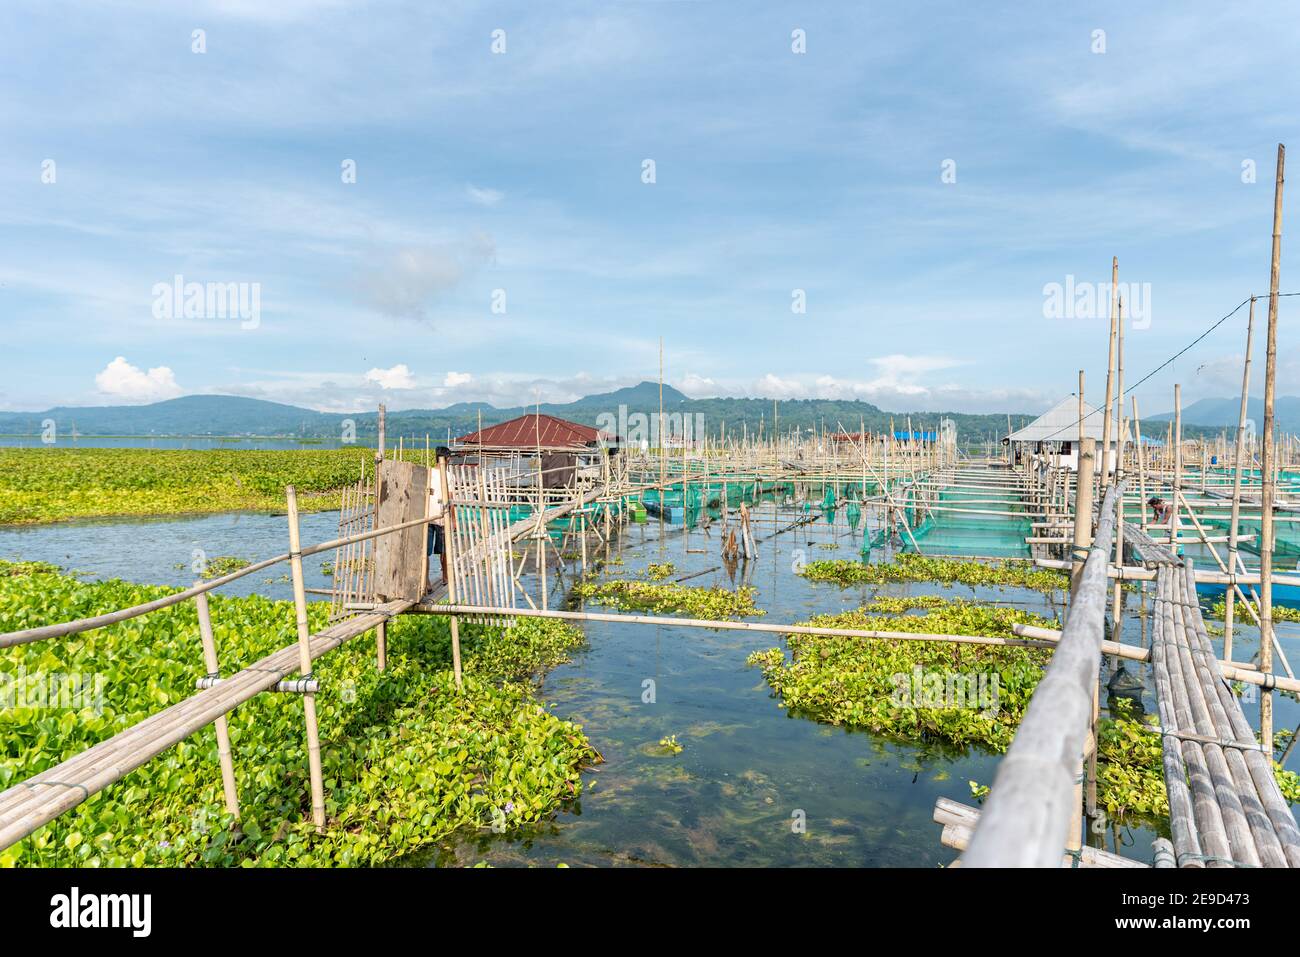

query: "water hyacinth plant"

left=572, top=579, right=763, bottom=620
left=1206, top=598, right=1300, bottom=624
left=747, top=602, right=1056, bottom=752
left=0, top=448, right=371, bottom=525
left=799, top=554, right=1068, bottom=594
left=645, top=562, right=675, bottom=581
left=0, top=561, right=599, bottom=867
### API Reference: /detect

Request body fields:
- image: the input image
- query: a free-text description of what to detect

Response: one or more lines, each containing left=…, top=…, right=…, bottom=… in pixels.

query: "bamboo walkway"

left=0, top=598, right=413, bottom=851
left=1147, top=557, right=1300, bottom=867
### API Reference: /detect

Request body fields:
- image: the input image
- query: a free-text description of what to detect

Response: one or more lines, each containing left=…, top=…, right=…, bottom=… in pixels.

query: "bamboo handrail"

left=962, top=481, right=1125, bottom=867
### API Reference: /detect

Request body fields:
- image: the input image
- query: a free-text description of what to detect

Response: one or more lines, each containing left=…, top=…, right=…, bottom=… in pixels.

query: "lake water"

left=3, top=495, right=1296, bottom=867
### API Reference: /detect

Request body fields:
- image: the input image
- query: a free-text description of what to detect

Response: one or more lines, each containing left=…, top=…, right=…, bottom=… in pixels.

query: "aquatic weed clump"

left=1206, top=598, right=1300, bottom=624
left=799, top=554, right=1068, bottom=594
left=747, top=602, right=1055, bottom=751
left=0, top=563, right=598, bottom=867
left=0, top=447, right=371, bottom=525
left=645, top=562, right=675, bottom=581
left=572, top=579, right=763, bottom=620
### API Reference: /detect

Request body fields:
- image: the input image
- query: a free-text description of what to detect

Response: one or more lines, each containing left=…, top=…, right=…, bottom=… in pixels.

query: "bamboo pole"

left=195, top=589, right=239, bottom=820
left=286, top=486, right=327, bottom=833
left=1260, top=142, right=1285, bottom=753
left=1100, top=256, right=1119, bottom=493
left=438, top=460, right=463, bottom=689
left=1070, top=438, right=1096, bottom=597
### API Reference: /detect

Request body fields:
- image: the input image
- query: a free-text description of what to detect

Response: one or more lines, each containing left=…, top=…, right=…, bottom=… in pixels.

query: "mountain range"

left=1145, top=396, right=1300, bottom=435
left=0, top=382, right=1032, bottom=442
left=3, top=385, right=1295, bottom=442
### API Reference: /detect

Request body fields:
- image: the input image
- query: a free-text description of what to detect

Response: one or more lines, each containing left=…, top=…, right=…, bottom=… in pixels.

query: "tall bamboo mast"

left=1224, top=297, right=1256, bottom=662
left=1260, top=143, right=1285, bottom=752
left=1100, top=257, right=1119, bottom=491
left=659, top=337, right=665, bottom=488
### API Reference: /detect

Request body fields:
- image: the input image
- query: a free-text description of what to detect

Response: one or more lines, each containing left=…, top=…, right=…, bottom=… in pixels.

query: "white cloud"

left=94, top=356, right=182, bottom=402
left=754, top=374, right=806, bottom=399
left=678, top=373, right=717, bottom=397
left=466, top=184, right=504, bottom=207
left=364, top=364, right=416, bottom=390
left=443, top=371, right=473, bottom=388
left=352, top=235, right=495, bottom=321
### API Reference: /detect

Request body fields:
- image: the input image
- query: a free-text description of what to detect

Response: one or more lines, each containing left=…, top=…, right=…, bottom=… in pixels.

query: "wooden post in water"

left=195, top=589, right=240, bottom=820
left=1260, top=143, right=1285, bottom=753
left=286, top=485, right=327, bottom=833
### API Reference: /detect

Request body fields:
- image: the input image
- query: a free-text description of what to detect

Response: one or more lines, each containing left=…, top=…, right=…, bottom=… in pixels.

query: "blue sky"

left=2, top=1, right=1298, bottom=416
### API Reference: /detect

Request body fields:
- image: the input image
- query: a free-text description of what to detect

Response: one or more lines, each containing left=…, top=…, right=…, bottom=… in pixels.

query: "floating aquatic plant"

left=572, top=580, right=763, bottom=620
left=657, top=735, right=684, bottom=755
left=861, top=594, right=950, bottom=614
left=746, top=602, right=1056, bottom=752
left=0, top=562, right=599, bottom=867
left=0, top=447, right=371, bottom=525
left=1206, top=598, right=1300, bottom=624
left=800, top=554, right=1068, bottom=594
left=744, top=602, right=1271, bottom=821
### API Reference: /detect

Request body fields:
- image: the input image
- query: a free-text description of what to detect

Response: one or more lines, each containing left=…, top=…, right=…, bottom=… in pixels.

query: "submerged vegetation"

left=0, top=447, right=371, bottom=525
left=572, top=578, right=763, bottom=620
left=799, top=554, right=1068, bottom=594
left=0, top=561, right=597, bottom=867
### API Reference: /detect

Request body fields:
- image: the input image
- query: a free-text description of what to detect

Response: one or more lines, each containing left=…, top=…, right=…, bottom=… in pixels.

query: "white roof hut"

left=1005, top=395, right=1131, bottom=472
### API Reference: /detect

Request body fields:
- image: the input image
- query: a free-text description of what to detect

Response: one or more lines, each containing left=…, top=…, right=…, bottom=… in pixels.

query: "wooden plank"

left=373, top=460, right=430, bottom=602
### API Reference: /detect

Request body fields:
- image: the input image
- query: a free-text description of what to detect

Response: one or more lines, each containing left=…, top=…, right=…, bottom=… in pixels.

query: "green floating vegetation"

left=746, top=602, right=1055, bottom=752
left=572, top=579, right=763, bottom=620
left=645, top=562, right=675, bottom=582
left=0, top=559, right=61, bottom=577
left=800, top=554, right=1068, bottom=594
left=0, top=562, right=597, bottom=867
left=745, top=601, right=1285, bottom=820
left=174, top=556, right=251, bottom=580
left=0, top=447, right=372, bottom=525
left=861, top=594, right=950, bottom=614
left=1095, top=703, right=1167, bottom=817
left=656, top=735, right=684, bottom=756
left=1207, top=598, right=1300, bottom=624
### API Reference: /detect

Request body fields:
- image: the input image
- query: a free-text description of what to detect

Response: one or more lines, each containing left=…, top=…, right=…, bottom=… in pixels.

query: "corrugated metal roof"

left=455, top=413, right=616, bottom=450
left=1007, top=395, right=1132, bottom=443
